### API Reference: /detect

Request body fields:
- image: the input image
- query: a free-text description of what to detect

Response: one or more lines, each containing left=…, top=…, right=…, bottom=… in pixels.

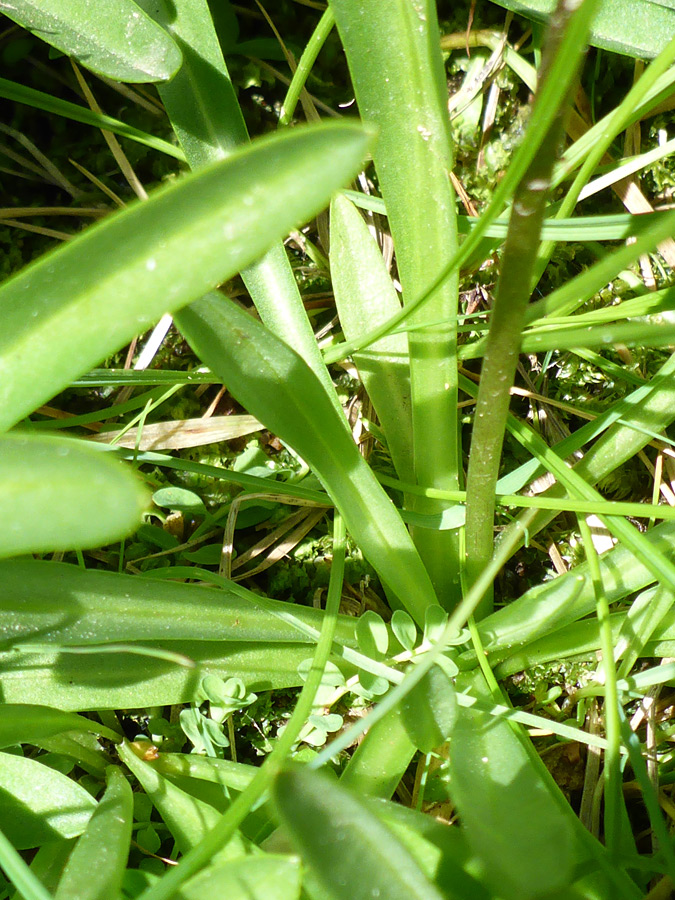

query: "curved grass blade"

left=0, top=704, right=119, bottom=748
left=0, top=76, right=184, bottom=159
left=176, top=291, right=439, bottom=624
left=0, top=121, right=370, bottom=432
left=0, top=0, right=182, bottom=82
left=0, top=433, right=148, bottom=557
left=273, top=766, right=447, bottom=900
left=53, top=766, right=132, bottom=900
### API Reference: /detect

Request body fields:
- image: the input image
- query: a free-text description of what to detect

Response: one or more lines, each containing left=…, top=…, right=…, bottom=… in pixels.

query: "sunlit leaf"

left=0, top=0, right=182, bottom=82
left=0, top=752, right=96, bottom=849
left=273, top=766, right=446, bottom=900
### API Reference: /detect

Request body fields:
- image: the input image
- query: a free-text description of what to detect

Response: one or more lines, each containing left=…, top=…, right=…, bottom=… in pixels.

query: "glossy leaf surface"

left=0, top=0, right=182, bottom=82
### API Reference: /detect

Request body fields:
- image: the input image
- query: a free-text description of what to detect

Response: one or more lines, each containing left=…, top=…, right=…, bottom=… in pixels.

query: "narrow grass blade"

left=0, top=828, right=55, bottom=900
left=0, top=0, right=182, bottom=82
left=176, top=292, right=439, bottom=624
left=0, top=122, right=370, bottom=432
left=53, top=766, right=132, bottom=900
left=0, top=76, right=184, bottom=159
left=0, top=433, right=148, bottom=557
left=273, top=766, right=446, bottom=900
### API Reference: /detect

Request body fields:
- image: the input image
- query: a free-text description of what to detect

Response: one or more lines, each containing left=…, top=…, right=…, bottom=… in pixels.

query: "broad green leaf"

left=364, top=797, right=490, bottom=900
left=489, top=0, right=675, bottom=58
left=117, top=741, right=248, bottom=858
left=330, top=194, right=414, bottom=482
left=54, top=766, right=132, bottom=900
left=0, top=704, right=118, bottom=748
left=400, top=663, right=457, bottom=753
left=273, top=766, right=446, bottom=900
left=0, top=558, right=358, bottom=647
left=0, top=751, right=96, bottom=849
left=0, top=433, right=148, bottom=557
left=0, top=121, right=370, bottom=433
left=175, top=855, right=301, bottom=900
left=0, top=640, right=343, bottom=712
left=0, top=0, right=182, bottom=82
left=176, top=292, right=439, bottom=625
left=447, top=679, right=582, bottom=900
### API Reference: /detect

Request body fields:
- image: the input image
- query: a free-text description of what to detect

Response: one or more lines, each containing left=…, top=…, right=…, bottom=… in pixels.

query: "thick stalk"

left=464, top=0, right=589, bottom=616
left=329, top=0, right=461, bottom=607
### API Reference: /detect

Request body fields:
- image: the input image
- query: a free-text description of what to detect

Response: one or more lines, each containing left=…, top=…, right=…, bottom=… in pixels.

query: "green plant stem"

left=137, top=512, right=347, bottom=900
left=578, top=516, right=622, bottom=861
left=464, top=0, right=587, bottom=615
left=280, top=7, right=335, bottom=125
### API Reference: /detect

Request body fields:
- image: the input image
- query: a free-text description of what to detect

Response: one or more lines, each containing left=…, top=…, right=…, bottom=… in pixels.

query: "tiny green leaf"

left=391, top=610, right=417, bottom=651
left=356, top=610, right=389, bottom=658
